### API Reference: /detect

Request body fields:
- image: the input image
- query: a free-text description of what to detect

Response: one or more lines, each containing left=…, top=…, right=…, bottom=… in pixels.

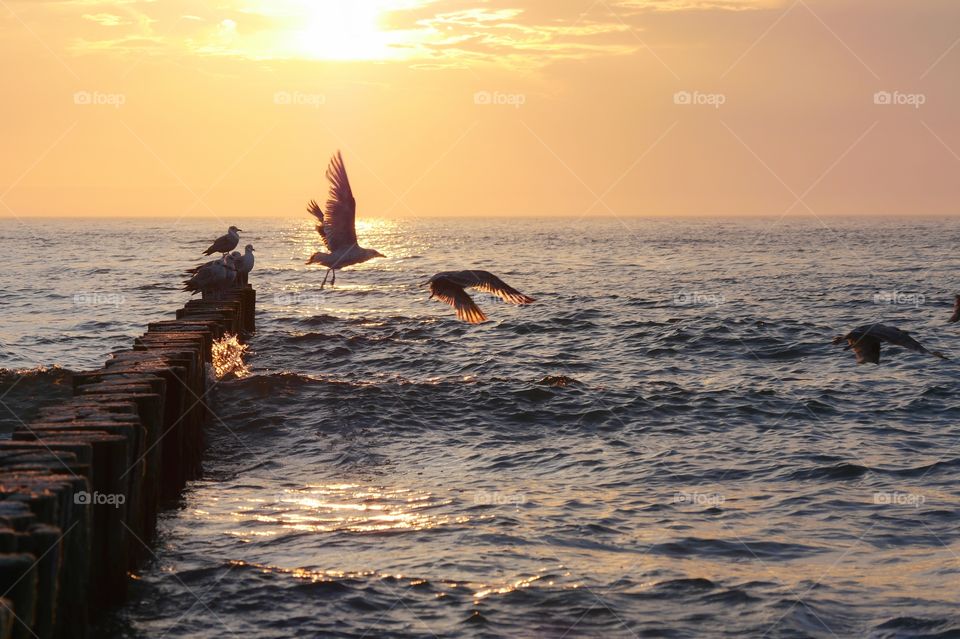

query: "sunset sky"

left=2, top=0, right=959, bottom=218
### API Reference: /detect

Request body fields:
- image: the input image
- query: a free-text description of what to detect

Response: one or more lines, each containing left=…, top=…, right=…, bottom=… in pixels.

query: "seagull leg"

left=320, top=269, right=330, bottom=290
left=331, top=269, right=336, bottom=286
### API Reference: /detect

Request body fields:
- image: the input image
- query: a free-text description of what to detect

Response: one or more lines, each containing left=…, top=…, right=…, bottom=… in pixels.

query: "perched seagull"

left=229, top=244, right=255, bottom=285
left=306, top=151, right=384, bottom=288
left=832, top=323, right=948, bottom=364
left=183, top=255, right=236, bottom=298
left=950, top=295, right=960, bottom=324
left=203, top=225, right=243, bottom=256
left=425, top=270, right=534, bottom=323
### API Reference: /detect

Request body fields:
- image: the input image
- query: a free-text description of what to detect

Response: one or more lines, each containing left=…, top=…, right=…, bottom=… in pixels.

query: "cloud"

left=617, top=0, right=782, bottom=11
left=17, top=0, right=781, bottom=65
left=82, top=12, right=125, bottom=26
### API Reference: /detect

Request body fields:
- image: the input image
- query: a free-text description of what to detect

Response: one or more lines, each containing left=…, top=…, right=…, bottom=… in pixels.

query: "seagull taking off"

left=203, top=226, right=243, bottom=256
left=425, top=270, right=534, bottom=323
left=832, top=323, right=948, bottom=364
left=306, top=151, right=384, bottom=289
left=949, top=295, right=960, bottom=324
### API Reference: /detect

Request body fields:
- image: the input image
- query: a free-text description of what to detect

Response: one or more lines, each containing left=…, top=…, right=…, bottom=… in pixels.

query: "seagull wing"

left=322, top=151, right=357, bottom=251
left=203, top=233, right=234, bottom=256
left=847, top=335, right=881, bottom=364
left=872, top=325, right=948, bottom=360
left=429, top=278, right=487, bottom=323
left=306, top=199, right=331, bottom=251
left=467, top=270, right=535, bottom=305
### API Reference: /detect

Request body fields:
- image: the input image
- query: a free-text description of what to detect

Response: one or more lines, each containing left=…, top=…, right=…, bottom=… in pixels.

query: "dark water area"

left=2, top=216, right=960, bottom=637
left=0, top=367, right=73, bottom=433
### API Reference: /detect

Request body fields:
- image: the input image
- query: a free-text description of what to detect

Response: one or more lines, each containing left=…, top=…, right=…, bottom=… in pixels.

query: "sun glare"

left=279, top=1, right=420, bottom=61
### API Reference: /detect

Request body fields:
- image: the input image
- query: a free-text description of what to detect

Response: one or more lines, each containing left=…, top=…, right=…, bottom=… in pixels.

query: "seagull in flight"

left=832, top=323, right=948, bottom=364
left=306, top=151, right=384, bottom=289
left=203, top=226, right=243, bottom=256
left=425, top=270, right=534, bottom=323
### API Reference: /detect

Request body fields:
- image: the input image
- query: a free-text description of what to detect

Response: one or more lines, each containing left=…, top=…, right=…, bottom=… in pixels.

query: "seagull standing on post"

left=183, top=255, right=236, bottom=299
left=229, top=244, right=255, bottom=286
left=203, top=225, right=243, bottom=256
left=306, top=151, right=385, bottom=289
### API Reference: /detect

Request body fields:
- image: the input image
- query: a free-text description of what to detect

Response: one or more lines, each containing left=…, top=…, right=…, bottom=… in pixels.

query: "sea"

left=1, top=216, right=959, bottom=638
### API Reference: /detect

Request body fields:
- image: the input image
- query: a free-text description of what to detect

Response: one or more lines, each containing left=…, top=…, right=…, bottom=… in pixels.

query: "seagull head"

left=245, top=244, right=255, bottom=252
left=229, top=225, right=243, bottom=234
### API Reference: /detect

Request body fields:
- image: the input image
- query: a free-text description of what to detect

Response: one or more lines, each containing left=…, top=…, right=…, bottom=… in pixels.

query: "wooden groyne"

left=0, top=285, right=256, bottom=638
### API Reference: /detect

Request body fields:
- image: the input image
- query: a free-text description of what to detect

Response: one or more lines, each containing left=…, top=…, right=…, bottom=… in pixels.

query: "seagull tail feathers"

left=306, top=252, right=331, bottom=266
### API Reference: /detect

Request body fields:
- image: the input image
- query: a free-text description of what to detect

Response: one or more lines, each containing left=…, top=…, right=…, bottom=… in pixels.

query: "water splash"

left=211, top=333, right=250, bottom=379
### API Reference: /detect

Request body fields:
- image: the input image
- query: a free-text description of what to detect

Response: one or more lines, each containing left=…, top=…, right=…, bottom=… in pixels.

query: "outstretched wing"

left=429, top=278, right=487, bottom=323
left=870, top=325, right=929, bottom=355
left=872, top=325, right=948, bottom=360
left=306, top=199, right=330, bottom=251
left=469, top=271, right=535, bottom=305
left=323, top=151, right=357, bottom=251
left=847, top=335, right=881, bottom=364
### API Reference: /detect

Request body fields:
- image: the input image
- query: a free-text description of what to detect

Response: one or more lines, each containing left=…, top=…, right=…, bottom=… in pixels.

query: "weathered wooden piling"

left=0, top=283, right=255, bottom=638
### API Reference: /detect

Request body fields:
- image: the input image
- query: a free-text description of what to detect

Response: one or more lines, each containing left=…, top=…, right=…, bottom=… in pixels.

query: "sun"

left=284, top=1, right=419, bottom=61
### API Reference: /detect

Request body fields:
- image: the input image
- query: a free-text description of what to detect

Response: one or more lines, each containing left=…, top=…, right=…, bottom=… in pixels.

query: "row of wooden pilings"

left=0, top=285, right=256, bottom=638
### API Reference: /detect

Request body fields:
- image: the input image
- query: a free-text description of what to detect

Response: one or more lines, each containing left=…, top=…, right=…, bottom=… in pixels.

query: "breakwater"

left=0, top=286, right=255, bottom=638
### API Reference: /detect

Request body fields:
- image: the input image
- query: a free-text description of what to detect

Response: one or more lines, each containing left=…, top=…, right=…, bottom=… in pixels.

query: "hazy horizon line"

left=3, top=212, right=960, bottom=221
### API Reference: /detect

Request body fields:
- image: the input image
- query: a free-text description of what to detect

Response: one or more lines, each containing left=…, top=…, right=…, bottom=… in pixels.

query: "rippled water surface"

left=2, top=217, right=960, bottom=638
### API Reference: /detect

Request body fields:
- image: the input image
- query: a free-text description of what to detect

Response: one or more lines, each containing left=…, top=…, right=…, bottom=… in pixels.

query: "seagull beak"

left=236, top=228, right=245, bottom=233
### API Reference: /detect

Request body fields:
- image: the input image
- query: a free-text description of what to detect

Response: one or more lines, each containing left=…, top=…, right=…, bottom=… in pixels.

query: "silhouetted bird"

left=183, top=255, right=236, bottom=298
left=203, top=226, right=242, bottom=256
left=949, top=295, right=960, bottom=324
left=425, top=270, right=534, bottom=323
left=306, top=151, right=384, bottom=289
left=832, top=323, right=948, bottom=364
left=229, top=244, right=255, bottom=285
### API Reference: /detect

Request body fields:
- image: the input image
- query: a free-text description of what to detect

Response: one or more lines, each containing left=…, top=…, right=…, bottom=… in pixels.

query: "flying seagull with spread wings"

left=203, top=225, right=242, bottom=256
left=306, top=151, right=384, bottom=289
left=425, top=270, right=535, bottom=323
left=832, top=323, right=948, bottom=364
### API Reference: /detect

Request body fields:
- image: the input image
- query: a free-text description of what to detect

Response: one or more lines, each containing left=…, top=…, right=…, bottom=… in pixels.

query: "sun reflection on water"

left=227, top=483, right=467, bottom=538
